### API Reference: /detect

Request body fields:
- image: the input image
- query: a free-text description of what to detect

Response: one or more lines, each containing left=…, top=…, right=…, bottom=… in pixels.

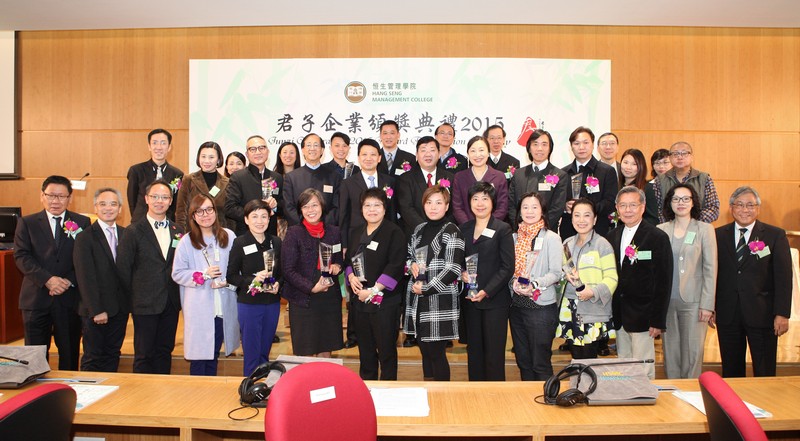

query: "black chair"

left=0, top=383, right=77, bottom=441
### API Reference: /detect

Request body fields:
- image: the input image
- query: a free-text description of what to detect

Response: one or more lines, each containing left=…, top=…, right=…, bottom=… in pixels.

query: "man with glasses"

left=283, top=133, right=342, bottom=226
left=653, top=141, right=719, bottom=223
left=484, top=124, right=520, bottom=181
left=607, top=186, right=672, bottom=379
left=74, top=188, right=128, bottom=372
left=225, top=135, right=283, bottom=236
left=597, top=132, right=621, bottom=178
left=117, top=180, right=184, bottom=374
left=712, top=186, right=792, bottom=377
left=126, top=128, right=184, bottom=223
left=435, top=123, right=467, bottom=173
left=14, top=175, right=90, bottom=370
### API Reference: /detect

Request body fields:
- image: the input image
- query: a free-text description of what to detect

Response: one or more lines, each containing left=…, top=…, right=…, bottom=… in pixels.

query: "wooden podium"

left=0, top=250, right=23, bottom=343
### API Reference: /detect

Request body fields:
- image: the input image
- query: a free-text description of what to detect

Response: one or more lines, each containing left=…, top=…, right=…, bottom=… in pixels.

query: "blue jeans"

left=509, top=303, right=558, bottom=381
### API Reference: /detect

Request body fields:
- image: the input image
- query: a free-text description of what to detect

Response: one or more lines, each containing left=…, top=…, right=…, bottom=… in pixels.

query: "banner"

left=189, top=58, right=611, bottom=172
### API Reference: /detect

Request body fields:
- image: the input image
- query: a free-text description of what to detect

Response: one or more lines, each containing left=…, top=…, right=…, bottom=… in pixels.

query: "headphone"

left=543, top=363, right=598, bottom=407
left=238, top=361, right=286, bottom=407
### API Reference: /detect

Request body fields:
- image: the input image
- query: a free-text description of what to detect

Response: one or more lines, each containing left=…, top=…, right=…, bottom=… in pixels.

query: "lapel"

left=92, top=222, right=116, bottom=263
left=608, top=226, right=624, bottom=270
left=36, top=211, right=59, bottom=253
left=139, top=219, right=165, bottom=262
left=356, top=173, right=372, bottom=192
left=413, top=168, right=429, bottom=194
left=165, top=222, right=179, bottom=263
left=473, top=217, right=498, bottom=246
left=718, top=223, right=736, bottom=262
left=740, top=221, right=766, bottom=270
left=191, top=172, right=211, bottom=195
left=625, top=222, right=649, bottom=269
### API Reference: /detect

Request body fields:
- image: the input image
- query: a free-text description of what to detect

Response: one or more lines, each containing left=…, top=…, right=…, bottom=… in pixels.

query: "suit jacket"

left=395, top=166, right=455, bottom=237
left=338, top=172, right=396, bottom=246
left=126, top=160, right=184, bottom=223
left=226, top=231, right=283, bottom=305
left=377, top=148, right=416, bottom=178
left=14, top=210, right=91, bottom=310
left=487, top=151, right=520, bottom=179
left=715, top=221, right=792, bottom=327
left=560, top=157, right=618, bottom=239
left=507, top=162, right=568, bottom=231
left=283, top=165, right=342, bottom=226
left=460, top=217, right=514, bottom=310
left=224, top=164, right=283, bottom=237
left=451, top=167, right=509, bottom=226
left=116, top=218, right=183, bottom=315
left=281, top=224, right=343, bottom=308
left=439, top=149, right=469, bottom=174
left=74, top=221, right=128, bottom=318
left=607, top=220, right=673, bottom=332
left=175, top=170, right=229, bottom=230
left=344, top=219, right=407, bottom=312
left=657, top=219, right=717, bottom=309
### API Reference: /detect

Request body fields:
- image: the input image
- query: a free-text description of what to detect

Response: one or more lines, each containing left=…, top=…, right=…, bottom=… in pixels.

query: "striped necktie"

left=735, top=228, right=748, bottom=264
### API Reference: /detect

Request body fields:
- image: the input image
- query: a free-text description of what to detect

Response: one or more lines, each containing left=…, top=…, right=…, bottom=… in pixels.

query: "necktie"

left=533, top=165, right=540, bottom=173
left=736, top=228, right=748, bottom=264
left=427, top=173, right=433, bottom=187
left=577, top=165, right=583, bottom=174
left=156, top=165, right=163, bottom=180
left=53, top=216, right=63, bottom=247
left=154, top=220, right=166, bottom=229
left=368, top=175, right=376, bottom=189
left=492, top=156, right=499, bottom=164
left=386, top=152, right=394, bottom=171
left=107, top=226, right=117, bottom=261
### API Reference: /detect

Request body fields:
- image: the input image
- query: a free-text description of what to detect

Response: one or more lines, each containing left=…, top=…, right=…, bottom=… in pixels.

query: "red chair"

left=264, top=362, right=377, bottom=441
left=0, top=383, right=77, bottom=441
left=698, top=371, right=767, bottom=441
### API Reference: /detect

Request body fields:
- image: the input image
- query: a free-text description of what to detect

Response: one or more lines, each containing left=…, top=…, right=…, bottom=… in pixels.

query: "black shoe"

left=510, top=346, right=515, bottom=353
left=446, top=341, right=453, bottom=348
left=344, top=339, right=357, bottom=349
left=598, top=348, right=611, bottom=356
left=273, top=335, right=280, bottom=343
left=402, top=337, right=417, bottom=347
left=558, top=343, right=571, bottom=352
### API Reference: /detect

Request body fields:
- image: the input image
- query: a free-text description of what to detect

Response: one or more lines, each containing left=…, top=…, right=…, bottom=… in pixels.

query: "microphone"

left=0, top=355, right=30, bottom=365
left=79, top=172, right=90, bottom=181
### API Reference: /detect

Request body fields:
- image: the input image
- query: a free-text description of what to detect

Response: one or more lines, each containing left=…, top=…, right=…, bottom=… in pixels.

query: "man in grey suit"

left=117, top=180, right=183, bottom=374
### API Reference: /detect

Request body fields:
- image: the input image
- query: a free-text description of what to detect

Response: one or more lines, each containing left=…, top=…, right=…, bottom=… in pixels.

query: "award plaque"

left=319, top=243, right=334, bottom=286
left=414, top=246, right=428, bottom=282
left=465, top=253, right=479, bottom=298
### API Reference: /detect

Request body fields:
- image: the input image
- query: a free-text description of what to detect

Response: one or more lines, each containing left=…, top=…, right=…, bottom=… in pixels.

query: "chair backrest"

left=698, top=371, right=768, bottom=441
left=264, top=362, right=377, bottom=441
left=0, top=383, right=77, bottom=441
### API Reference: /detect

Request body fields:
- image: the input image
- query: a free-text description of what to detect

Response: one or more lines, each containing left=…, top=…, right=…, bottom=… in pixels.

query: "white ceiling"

left=1, top=0, right=798, bottom=31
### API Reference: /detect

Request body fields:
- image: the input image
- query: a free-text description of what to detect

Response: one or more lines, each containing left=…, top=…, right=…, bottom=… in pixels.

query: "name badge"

left=538, top=183, right=551, bottom=192
left=208, top=186, right=220, bottom=197
left=243, top=244, right=258, bottom=255
left=504, top=172, right=513, bottom=179
left=757, top=246, right=771, bottom=259
left=332, top=243, right=342, bottom=253
left=586, top=185, right=599, bottom=194
left=394, top=168, right=406, bottom=176
left=272, top=187, right=279, bottom=195
left=684, top=231, right=696, bottom=244
left=533, top=237, right=543, bottom=250
left=171, top=239, right=180, bottom=248
left=323, top=185, right=333, bottom=194
left=367, top=241, right=379, bottom=251
left=481, top=228, right=495, bottom=238
left=580, top=254, right=595, bottom=265
left=637, top=250, right=652, bottom=260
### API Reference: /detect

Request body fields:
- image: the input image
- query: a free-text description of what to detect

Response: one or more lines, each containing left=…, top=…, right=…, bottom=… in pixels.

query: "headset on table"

left=238, top=361, right=286, bottom=407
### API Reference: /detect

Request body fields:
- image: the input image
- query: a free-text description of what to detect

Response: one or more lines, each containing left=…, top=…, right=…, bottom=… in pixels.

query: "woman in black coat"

left=344, top=187, right=407, bottom=380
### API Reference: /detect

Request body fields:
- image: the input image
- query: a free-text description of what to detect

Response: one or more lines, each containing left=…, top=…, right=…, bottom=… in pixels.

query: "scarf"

left=303, top=219, right=325, bottom=270
left=514, top=219, right=545, bottom=277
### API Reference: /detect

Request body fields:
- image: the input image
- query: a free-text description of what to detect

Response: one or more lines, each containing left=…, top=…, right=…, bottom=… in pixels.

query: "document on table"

left=369, top=387, right=429, bottom=417
left=672, top=391, right=772, bottom=418
left=69, top=384, right=120, bottom=411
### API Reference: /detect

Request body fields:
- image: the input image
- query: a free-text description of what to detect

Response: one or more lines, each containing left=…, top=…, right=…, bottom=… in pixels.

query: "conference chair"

left=264, top=362, right=377, bottom=441
left=0, top=383, right=77, bottom=441
left=698, top=371, right=767, bottom=441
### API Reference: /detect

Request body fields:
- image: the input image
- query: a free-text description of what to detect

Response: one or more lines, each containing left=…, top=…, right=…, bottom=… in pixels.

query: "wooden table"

left=1, top=372, right=799, bottom=441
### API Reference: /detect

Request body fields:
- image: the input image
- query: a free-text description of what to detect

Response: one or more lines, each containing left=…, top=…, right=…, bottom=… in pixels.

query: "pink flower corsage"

left=446, top=157, right=459, bottom=169
left=401, top=161, right=412, bottom=172
left=625, top=242, right=638, bottom=264
left=63, top=219, right=83, bottom=239
left=506, top=165, right=516, bottom=176
left=544, top=174, right=559, bottom=187
left=193, top=271, right=207, bottom=285
left=383, top=185, right=394, bottom=199
left=531, top=289, right=541, bottom=301
left=271, top=180, right=278, bottom=189
left=248, top=280, right=267, bottom=296
left=585, top=175, right=599, bottom=187
left=437, top=178, right=451, bottom=189
left=748, top=240, right=765, bottom=254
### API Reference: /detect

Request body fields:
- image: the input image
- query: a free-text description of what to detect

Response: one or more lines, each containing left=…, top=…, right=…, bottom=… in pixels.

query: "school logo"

left=345, top=81, right=366, bottom=103
left=516, top=116, right=539, bottom=146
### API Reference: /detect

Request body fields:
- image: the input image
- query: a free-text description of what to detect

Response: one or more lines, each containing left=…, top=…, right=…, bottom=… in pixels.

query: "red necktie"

left=427, top=173, right=433, bottom=187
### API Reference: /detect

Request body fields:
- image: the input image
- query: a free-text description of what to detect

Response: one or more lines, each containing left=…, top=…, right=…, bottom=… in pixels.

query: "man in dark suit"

left=607, top=186, right=672, bottom=379
left=435, top=123, right=468, bottom=174
left=74, top=187, right=128, bottom=372
left=713, top=186, right=792, bottom=377
left=376, top=120, right=416, bottom=178
left=14, top=175, right=91, bottom=370
left=560, top=126, right=618, bottom=240
left=323, top=132, right=360, bottom=180
left=283, top=133, right=342, bottom=226
left=225, top=135, right=283, bottom=237
left=484, top=125, right=521, bottom=181
left=126, top=128, right=184, bottom=223
left=508, top=129, right=568, bottom=231
left=117, top=180, right=183, bottom=374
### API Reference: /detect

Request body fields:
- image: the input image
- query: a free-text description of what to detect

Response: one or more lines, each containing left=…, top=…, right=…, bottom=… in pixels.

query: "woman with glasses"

left=172, top=194, right=239, bottom=376
left=176, top=142, right=229, bottom=230
left=657, top=184, right=717, bottom=378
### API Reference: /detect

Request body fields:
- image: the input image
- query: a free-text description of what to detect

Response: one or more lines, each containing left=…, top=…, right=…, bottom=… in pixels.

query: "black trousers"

left=80, top=312, right=129, bottom=372
left=463, top=302, right=509, bottom=381
left=346, top=294, right=357, bottom=341
left=355, top=303, right=401, bottom=380
left=418, top=340, right=450, bottom=381
left=132, top=301, right=179, bottom=374
left=717, top=305, right=778, bottom=377
left=22, top=298, right=82, bottom=371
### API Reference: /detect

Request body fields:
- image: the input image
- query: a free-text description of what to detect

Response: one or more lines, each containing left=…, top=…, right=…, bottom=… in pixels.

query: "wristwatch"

left=576, top=284, right=586, bottom=292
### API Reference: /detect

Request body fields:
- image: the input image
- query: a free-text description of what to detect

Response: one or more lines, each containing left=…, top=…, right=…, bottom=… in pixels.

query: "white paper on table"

left=69, top=384, right=119, bottom=412
left=672, top=391, right=772, bottom=418
left=369, top=387, right=429, bottom=417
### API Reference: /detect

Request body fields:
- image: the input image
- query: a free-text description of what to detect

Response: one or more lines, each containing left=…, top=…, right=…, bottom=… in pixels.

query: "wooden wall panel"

left=4, top=24, right=799, bottom=231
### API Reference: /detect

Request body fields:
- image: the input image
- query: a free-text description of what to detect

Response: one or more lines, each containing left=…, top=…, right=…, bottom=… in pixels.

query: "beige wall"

left=5, top=24, right=799, bottom=238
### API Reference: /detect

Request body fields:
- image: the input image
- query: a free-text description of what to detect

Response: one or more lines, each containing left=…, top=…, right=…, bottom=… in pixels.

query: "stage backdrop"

left=189, top=58, right=611, bottom=172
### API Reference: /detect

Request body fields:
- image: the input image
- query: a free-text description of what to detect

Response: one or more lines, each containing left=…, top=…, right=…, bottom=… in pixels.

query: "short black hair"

left=357, top=138, right=381, bottom=155
left=145, top=179, right=173, bottom=196
left=663, top=184, right=701, bottom=221
left=379, top=120, right=400, bottom=132
left=515, top=191, right=549, bottom=229
left=195, top=141, right=224, bottom=169
left=148, top=128, right=172, bottom=144
left=301, top=133, right=325, bottom=150
left=42, top=175, right=73, bottom=194
left=416, top=135, right=439, bottom=151
left=526, top=130, right=554, bottom=162
left=435, top=123, right=455, bottom=135
left=244, top=199, right=271, bottom=218
left=569, top=126, right=595, bottom=144
left=483, top=124, right=506, bottom=139
left=360, top=187, right=388, bottom=210
left=331, top=132, right=351, bottom=146
left=467, top=181, right=496, bottom=214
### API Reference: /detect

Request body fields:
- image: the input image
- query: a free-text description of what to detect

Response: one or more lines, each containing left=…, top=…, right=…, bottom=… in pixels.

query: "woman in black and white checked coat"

left=405, top=184, right=465, bottom=381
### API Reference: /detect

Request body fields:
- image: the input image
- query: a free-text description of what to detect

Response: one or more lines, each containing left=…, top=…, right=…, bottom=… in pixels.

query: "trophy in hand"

left=414, top=246, right=428, bottom=282
left=319, top=243, right=335, bottom=286
left=352, top=252, right=367, bottom=282
left=201, top=247, right=224, bottom=287
left=562, top=244, right=585, bottom=291
left=263, top=249, right=276, bottom=291
left=465, top=253, right=479, bottom=299
left=517, top=251, right=537, bottom=287
left=570, top=173, right=583, bottom=200
left=261, top=177, right=275, bottom=200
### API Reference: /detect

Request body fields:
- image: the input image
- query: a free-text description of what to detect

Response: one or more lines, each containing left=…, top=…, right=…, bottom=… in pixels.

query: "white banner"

left=189, top=58, right=611, bottom=172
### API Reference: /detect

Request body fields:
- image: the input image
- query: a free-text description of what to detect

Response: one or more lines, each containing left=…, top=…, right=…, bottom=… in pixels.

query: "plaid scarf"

left=514, top=219, right=545, bottom=278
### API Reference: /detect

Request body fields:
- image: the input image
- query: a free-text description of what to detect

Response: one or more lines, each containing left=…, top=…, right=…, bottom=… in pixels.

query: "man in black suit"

left=484, top=124, right=521, bottom=181
left=117, top=180, right=183, bottom=374
left=435, top=123, right=468, bottom=174
left=126, top=128, right=184, bottom=223
left=74, top=187, right=128, bottom=372
left=713, top=186, right=792, bottom=377
left=508, top=129, right=568, bottom=231
left=376, top=120, right=416, bottom=178
left=225, top=135, right=283, bottom=236
left=395, top=136, right=455, bottom=237
left=14, top=175, right=91, bottom=370
left=560, top=126, right=618, bottom=240
left=607, top=186, right=672, bottom=379
left=323, top=132, right=360, bottom=180
left=283, top=133, right=342, bottom=226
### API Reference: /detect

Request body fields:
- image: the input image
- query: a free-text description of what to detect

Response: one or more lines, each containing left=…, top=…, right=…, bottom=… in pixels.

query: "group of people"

left=14, top=122, right=792, bottom=384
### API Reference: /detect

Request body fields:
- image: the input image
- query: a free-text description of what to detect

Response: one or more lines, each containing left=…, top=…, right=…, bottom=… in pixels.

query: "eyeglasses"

left=732, top=202, right=759, bottom=210
left=599, top=141, right=618, bottom=146
left=617, top=203, right=642, bottom=210
left=671, top=196, right=692, bottom=204
left=246, top=145, right=268, bottom=153
left=43, top=193, right=69, bottom=201
left=654, top=160, right=671, bottom=167
left=670, top=150, right=692, bottom=157
left=95, top=201, right=120, bottom=208
left=194, top=207, right=216, bottom=216
left=147, top=194, right=172, bottom=202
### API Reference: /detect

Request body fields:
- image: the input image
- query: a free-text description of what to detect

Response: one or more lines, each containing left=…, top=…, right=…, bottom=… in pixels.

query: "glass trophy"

left=517, top=251, right=536, bottom=286
left=319, top=243, right=334, bottom=286
left=261, top=177, right=274, bottom=200
left=570, top=173, right=583, bottom=200
left=414, top=246, right=428, bottom=281
left=465, top=253, right=479, bottom=299
left=352, top=252, right=367, bottom=282
left=201, top=247, right=223, bottom=286
left=263, top=249, right=276, bottom=290
left=562, top=243, right=585, bottom=291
